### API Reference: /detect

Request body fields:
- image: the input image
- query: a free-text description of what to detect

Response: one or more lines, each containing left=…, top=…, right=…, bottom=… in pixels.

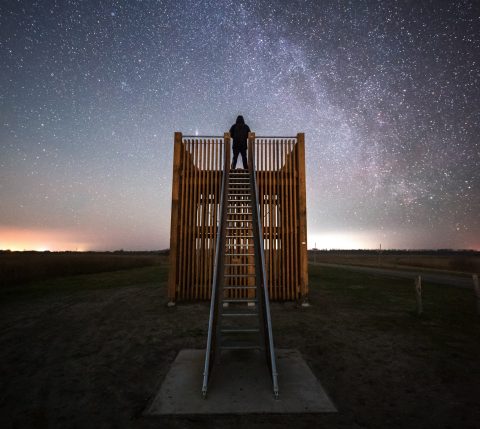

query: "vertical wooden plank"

left=268, top=139, right=273, bottom=299
left=199, top=139, right=205, bottom=299
left=168, top=132, right=182, bottom=301
left=188, top=138, right=196, bottom=300
left=182, top=139, right=190, bottom=300
left=182, top=139, right=192, bottom=299
left=292, top=138, right=299, bottom=298
left=202, top=139, right=207, bottom=299
left=192, top=139, right=199, bottom=299
left=178, top=137, right=187, bottom=300
left=275, top=139, right=281, bottom=299
left=297, top=132, right=308, bottom=299
left=273, top=139, right=285, bottom=300
left=273, top=139, right=278, bottom=298
left=288, top=139, right=295, bottom=299
left=280, top=139, right=286, bottom=299
left=211, top=139, right=219, bottom=299
left=205, top=139, right=212, bottom=300
left=285, top=140, right=292, bottom=300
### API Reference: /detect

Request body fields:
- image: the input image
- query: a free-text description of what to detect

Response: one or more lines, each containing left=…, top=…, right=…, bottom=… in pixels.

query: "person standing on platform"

left=229, top=115, right=251, bottom=170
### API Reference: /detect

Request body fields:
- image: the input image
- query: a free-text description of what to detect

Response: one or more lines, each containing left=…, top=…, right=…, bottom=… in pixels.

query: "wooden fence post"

left=415, top=275, right=423, bottom=315
left=473, top=274, right=480, bottom=316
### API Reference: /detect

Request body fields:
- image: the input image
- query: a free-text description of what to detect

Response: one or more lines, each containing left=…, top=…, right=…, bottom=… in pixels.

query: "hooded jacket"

left=229, top=115, right=251, bottom=149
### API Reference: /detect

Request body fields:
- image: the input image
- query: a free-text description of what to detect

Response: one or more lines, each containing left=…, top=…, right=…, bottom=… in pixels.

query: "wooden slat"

left=178, top=140, right=187, bottom=299
left=183, top=139, right=190, bottom=299
left=292, top=139, right=299, bottom=298
left=267, top=139, right=272, bottom=299
left=199, top=140, right=205, bottom=299
left=168, top=132, right=182, bottom=300
left=275, top=139, right=281, bottom=299
left=193, top=139, right=200, bottom=299
left=297, top=133, right=308, bottom=299
left=287, top=139, right=294, bottom=299
left=205, top=139, right=212, bottom=300
left=279, top=140, right=287, bottom=298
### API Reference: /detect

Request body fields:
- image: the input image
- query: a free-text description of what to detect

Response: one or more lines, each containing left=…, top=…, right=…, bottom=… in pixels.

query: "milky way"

left=1, top=0, right=479, bottom=250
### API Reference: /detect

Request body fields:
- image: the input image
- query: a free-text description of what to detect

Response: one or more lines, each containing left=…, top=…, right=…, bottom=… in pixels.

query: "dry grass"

left=309, top=251, right=480, bottom=274
left=0, top=251, right=168, bottom=287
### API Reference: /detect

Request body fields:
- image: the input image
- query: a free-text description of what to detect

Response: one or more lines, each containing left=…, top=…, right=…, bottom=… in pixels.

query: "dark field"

left=1, top=261, right=479, bottom=428
left=0, top=251, right=167, bottom=287
left=309, top=250, right=480, bottom=274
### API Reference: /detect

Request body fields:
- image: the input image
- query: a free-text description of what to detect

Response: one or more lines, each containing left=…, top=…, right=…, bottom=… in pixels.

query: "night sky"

left=1, top=0, right=479, bottom=251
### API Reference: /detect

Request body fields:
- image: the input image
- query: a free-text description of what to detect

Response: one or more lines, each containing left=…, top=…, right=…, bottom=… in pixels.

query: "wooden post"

left=224, top=132, right=231, bottom=174
left=297, top=133, right=308, bottom=301
left=473, top=274, right=480, bottom=315
left=168, top=132, right=182, bottom=303
left=415, top=275, right=422, bottom=315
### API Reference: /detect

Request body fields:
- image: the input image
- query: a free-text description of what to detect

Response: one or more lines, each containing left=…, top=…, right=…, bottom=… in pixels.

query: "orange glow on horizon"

left=0, top=227, right=91, bottom=252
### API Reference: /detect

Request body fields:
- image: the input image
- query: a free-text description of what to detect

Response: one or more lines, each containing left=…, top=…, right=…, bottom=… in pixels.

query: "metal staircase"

left=202, top=144, right=279, bottom=399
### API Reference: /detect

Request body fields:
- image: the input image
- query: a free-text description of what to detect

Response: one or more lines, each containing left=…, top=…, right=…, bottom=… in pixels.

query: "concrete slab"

left=146, top=349, right=337, bottom=415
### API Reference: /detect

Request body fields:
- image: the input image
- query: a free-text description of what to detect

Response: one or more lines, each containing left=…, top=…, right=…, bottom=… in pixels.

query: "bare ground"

left=1, top=265, right=479, bottom=428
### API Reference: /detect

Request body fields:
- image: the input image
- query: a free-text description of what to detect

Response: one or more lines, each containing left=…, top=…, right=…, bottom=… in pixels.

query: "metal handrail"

left=254, top=135, right=297, bottom=139
left=182, top=135, right=297, bottom=139
left=182, top=135, right=224, bottom=139
left=202, top=140, right=229, bottom=398
left=249, top=137, right=279, bottom=398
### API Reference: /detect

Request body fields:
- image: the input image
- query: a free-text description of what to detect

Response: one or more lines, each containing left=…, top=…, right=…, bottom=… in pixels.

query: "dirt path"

left=314, top=262, right=475, bottom=288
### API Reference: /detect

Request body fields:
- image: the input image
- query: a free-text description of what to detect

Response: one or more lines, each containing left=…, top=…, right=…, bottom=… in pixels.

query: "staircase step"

left=220, top=345, right=261, bottom=350
left=220, top=339, right=262, bottom=350
left=222, top=298, right=258, bottom=303
left=224, top=274, right=256, bottom=277
left=223, top=286, right=257, bottom=289
left=225, top=253, right=253, bottom=256
left=221, top=328, right=260, bottom=333
left=221, top=312, right=258, bottom=317
left=226, top=227, right=251, bottom=229
left=223, top=263, right=255, bottom=267
left=226, top=235, right=254, bottom=238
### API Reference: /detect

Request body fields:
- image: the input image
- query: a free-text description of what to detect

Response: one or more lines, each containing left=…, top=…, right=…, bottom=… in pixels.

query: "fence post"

left=473, top=274, right=480, bottom=316
left=415, top=275, right=422, bottom=315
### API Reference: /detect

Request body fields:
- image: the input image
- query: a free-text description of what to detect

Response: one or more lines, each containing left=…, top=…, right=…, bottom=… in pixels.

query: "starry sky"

left=1, top=0, right=479, bottom=251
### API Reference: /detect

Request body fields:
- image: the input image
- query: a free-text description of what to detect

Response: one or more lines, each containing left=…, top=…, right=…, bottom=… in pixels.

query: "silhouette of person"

left=229, top=115, right=251, bottom=169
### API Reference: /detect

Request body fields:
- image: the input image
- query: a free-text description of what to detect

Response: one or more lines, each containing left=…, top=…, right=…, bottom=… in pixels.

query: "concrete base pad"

left=146, top=349, right=337, bottom=415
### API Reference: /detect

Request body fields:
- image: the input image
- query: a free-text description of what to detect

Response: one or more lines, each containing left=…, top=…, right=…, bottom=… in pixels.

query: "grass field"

left=309, top=250, right=480, bottom=274
left=0, top=251, right=168, bottom=287
left=0, top=261, right=479, bottom=428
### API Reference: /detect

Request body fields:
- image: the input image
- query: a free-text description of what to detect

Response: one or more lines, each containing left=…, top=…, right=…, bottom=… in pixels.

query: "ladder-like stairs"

left=219, top=170, right=263, bottom=351
left=202, top=163, right=279, bottom=399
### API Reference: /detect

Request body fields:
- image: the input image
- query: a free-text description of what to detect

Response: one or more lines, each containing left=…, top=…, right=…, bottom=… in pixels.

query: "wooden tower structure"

left=168, top=132, right=308, bottom=303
